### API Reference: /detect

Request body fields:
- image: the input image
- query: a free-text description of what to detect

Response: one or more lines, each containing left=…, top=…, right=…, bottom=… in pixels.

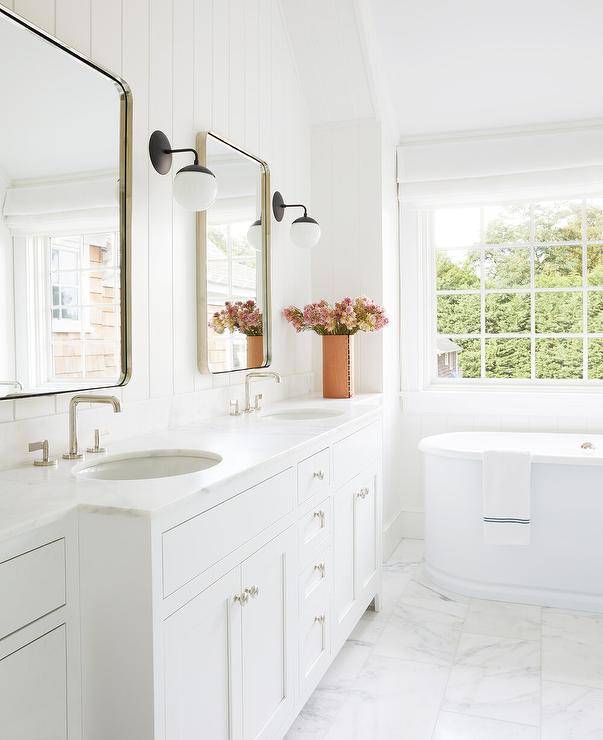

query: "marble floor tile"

left=463, top=599, right=542, bottom=641
left=347, top=608, right=391, bottom=647
left=374, top=601, right=464, bottom=666
left=399, top=574, right=470, bottom=619
left=542, top=680, right=603, bottom=739
left=543, top=609, right=603, bottom=689
left=323, top=654, right=449, bottom=740
left=443, top=633, right=540, bottom=726
left=387, top=537, right=424, bottom=566
left=433, top=711, right=540, bottom=739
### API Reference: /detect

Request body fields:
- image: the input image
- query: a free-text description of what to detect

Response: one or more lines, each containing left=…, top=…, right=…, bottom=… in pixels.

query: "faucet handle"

left=87, top=428, right=108, bottom=454
left=229, top=399, right=241, bottom=416
left=254, top=393, right=263, bottom=411
left=28, top=440, right=57, bottom=468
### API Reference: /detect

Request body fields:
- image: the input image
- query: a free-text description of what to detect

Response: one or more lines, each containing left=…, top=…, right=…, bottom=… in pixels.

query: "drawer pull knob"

left=312, top=510, right=326, bottom=527
left=314, top=562, right=326, bottom=577
left=313, top=470, right=325, bottom=481
left=233, top=591, right=249, bottom=605
left=245, top=585, right=260, bottom=599
left=314, top=614, right=325, bottom=624
left=356, top=487, right=369, bottom=499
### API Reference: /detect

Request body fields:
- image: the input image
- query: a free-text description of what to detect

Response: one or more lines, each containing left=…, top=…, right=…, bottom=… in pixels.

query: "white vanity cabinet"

left=0, top=516, right=81, bottom=740
left=164, top=526, right=297, bottom=740
left=75, top=410, right=383, bottom=740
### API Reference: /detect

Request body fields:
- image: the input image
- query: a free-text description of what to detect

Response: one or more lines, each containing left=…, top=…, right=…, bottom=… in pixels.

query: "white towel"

left=482, top=450, right=531, bottom=545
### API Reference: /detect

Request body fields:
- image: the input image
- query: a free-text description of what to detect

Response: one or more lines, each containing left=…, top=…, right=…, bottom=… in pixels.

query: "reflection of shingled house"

left=437, top=337, right=463, bottom=378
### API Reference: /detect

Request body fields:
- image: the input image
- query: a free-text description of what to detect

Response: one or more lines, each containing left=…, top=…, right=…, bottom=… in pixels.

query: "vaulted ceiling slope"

left=281, top=0, right=603, bottom=139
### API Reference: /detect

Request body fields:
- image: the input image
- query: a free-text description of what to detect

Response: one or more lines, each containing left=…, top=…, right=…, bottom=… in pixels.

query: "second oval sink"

left=73, top=449, right=222, bottom=481
left=260, top=408, right=345, bottom=422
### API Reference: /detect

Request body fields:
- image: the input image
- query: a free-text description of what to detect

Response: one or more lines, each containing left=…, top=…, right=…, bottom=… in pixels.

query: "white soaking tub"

left=419, top=432, right=603, bottom=612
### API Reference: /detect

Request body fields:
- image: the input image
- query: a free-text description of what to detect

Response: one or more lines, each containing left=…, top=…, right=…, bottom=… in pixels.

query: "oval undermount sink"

left=261, top=408, right=345, bottom=422
left=73, top=449, right=222, bottom=481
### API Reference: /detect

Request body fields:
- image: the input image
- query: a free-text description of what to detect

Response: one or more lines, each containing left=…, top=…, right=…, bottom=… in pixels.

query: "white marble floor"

left=286, top=539, right=603, bottom=740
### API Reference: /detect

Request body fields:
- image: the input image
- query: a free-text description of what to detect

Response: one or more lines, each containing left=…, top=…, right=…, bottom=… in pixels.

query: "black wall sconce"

left=272, top=191, right=321, bottom=249
left=149, top=130, right=217, bottom=211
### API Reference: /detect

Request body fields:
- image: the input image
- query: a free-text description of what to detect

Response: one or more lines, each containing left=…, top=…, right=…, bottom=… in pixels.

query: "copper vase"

left=322, top=335, right=354, bottom=398
left=246, top=335, right=264, bottom=369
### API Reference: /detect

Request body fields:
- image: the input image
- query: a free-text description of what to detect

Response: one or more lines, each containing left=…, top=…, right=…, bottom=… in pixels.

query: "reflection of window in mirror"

left=18, top=231, right=121, bottom=389
left=207, top=221, right=260, bottom=372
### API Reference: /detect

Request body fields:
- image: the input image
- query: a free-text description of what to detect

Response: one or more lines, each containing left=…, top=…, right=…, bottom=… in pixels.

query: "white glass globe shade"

left=290, top=216, right=321, bottom=249
left=247, top=219, right=262, bottom=251
left=173, top=165, right=217, bottom=211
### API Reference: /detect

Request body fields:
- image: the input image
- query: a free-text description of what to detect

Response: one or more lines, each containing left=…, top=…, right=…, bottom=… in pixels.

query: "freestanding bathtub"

left=419, top=432, right=603, bottom=613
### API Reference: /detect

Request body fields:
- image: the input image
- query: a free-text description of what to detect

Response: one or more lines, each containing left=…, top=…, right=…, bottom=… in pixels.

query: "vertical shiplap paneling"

left=192, top=0, right=213, bottom=392
left=14, top=0, right=55, bottom=32
left=55, top=0, right=90, bottom=54
left=148, top=0, right=174, bottom=396
left=257, top=0, right=271, bottom=162
left=172, top=0, right=196, bottom=393
left=227, top=0, right=244, bottom=144
left=193, top=0, right=213, bottom=132
left=121, top=0, right=150, bottom=402
left=243, top=0, right=259, bottom=154
left=211, top=0, right=229, bottom=135
left=91, top=0, right=122, bottom=71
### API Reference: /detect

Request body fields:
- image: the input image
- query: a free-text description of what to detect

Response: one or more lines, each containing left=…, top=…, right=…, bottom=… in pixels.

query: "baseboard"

left=400, top=507, right=424, bottom=540
left=382, top=509, right=405, bottom=560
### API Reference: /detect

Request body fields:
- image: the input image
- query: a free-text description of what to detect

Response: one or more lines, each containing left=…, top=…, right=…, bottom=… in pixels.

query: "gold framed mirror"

left=197, top=132, right=271, bottom=374
left=0, top=6, right=131, bottom=400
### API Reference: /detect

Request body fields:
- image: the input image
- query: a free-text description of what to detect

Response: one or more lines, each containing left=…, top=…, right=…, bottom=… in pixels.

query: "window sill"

left=401, top=384, right=603, bottom=417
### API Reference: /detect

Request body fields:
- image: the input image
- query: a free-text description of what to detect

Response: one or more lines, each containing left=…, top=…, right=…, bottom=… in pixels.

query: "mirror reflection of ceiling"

left=206, top=138, right=260, bottom=226
left=0, top=17, right=119, bottom=181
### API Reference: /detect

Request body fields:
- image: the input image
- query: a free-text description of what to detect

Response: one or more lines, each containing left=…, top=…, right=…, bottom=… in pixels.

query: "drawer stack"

left=296, top=449, right=332, bottom=700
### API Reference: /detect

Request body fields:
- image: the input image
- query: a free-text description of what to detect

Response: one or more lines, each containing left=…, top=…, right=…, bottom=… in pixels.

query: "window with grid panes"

left=433, top=199, right=603, bottom=381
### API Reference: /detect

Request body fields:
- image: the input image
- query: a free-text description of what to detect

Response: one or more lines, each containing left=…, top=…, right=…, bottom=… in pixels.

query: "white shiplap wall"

left=0, top=0, right=314, bottom=467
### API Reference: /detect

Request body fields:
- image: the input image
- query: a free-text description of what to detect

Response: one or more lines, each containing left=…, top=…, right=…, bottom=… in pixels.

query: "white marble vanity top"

left=0, top=394, right=382, bottom=541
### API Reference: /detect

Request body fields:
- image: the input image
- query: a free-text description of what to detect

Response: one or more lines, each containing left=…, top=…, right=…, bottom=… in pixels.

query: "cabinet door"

left=164, top=568, right=243, bottom=740
left=0, top=625, right=67, bottom=740
left=354, top=474, right=378, bottom=593
left=333, top=480, right=355, bottom=633
left=241, top=527, right=296, bottom=740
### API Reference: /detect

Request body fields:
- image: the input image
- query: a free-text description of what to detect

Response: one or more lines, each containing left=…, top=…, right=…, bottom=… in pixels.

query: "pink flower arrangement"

left=283, top=297, right=388, bottom=336
left=210, top=300, right=263, bottom=337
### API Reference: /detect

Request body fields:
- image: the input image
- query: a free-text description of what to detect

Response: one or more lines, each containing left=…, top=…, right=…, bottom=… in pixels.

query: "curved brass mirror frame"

left=196, top=131, right=271, bottom=374
left=0, top=6, right=132, bottom=400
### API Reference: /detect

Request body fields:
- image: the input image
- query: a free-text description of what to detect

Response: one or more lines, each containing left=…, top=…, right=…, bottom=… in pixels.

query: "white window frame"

left=399, top=198, right=603, bottom=412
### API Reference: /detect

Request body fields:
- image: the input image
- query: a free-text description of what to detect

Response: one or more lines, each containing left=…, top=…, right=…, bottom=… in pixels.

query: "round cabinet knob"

left=314, top=614, right=326, bottom=624
left=313, top=470, right=325, bottom=481
left=245, top=585, right=260, bottom=599
left=356, top=487, right=369, bottom=499
left=314, top=562, right=326, bottom=576
left=234, top=591, right=249, bottom=605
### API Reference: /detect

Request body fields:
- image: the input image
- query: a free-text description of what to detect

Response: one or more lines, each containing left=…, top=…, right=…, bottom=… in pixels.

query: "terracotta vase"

left=322, top=335, right=354, bottom=398
left=246, top=335, right=264, bottom=369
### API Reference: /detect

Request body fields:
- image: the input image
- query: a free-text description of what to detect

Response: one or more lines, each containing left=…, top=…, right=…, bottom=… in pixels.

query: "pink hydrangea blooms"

left=210, top=300, right=263, bottom=337
left=283, top=297, right=388, bottom=335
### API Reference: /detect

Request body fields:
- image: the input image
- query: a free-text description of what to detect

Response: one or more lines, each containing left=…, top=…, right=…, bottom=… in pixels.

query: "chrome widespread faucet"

left=63, top=394, right=122, bottom=460
left=0, top=380, right=23, bottom=391
left=244, top=371, right=281, bottom=413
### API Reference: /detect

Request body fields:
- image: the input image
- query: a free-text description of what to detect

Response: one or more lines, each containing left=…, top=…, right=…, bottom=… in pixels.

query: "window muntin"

left=433, top=199, right=603, bottom=382
left=45, top=232, right=120, bottom=384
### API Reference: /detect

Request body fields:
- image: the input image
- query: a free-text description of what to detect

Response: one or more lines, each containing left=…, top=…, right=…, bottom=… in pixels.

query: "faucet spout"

left=63, top=394, right=122, bottom=460
left=244, top=371, right=281, bottom=413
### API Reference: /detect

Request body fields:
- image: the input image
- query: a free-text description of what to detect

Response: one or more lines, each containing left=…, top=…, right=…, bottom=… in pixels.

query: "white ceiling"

left=280, top=0, right=376, bottom=125
left=370, top=0, right=603, bottom=137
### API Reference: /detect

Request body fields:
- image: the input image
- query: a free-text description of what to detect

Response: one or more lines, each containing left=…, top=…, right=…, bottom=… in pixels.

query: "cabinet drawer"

left=298, top=497, right=330, bottom=567
left=333, top=422, right=380, bottom=488
left=0, top=540, right=66, bottom=640
left=297, top=448, right=330, bottom=504
left=300, top=601, right=330, bottom=699
left=299, top=552, right=329, bottom=607
left=163, top=468, right=295, bottom=596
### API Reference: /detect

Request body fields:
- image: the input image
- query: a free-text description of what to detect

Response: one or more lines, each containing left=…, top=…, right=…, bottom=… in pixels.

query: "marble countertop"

left=0, top=394, right=382, bottom=542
